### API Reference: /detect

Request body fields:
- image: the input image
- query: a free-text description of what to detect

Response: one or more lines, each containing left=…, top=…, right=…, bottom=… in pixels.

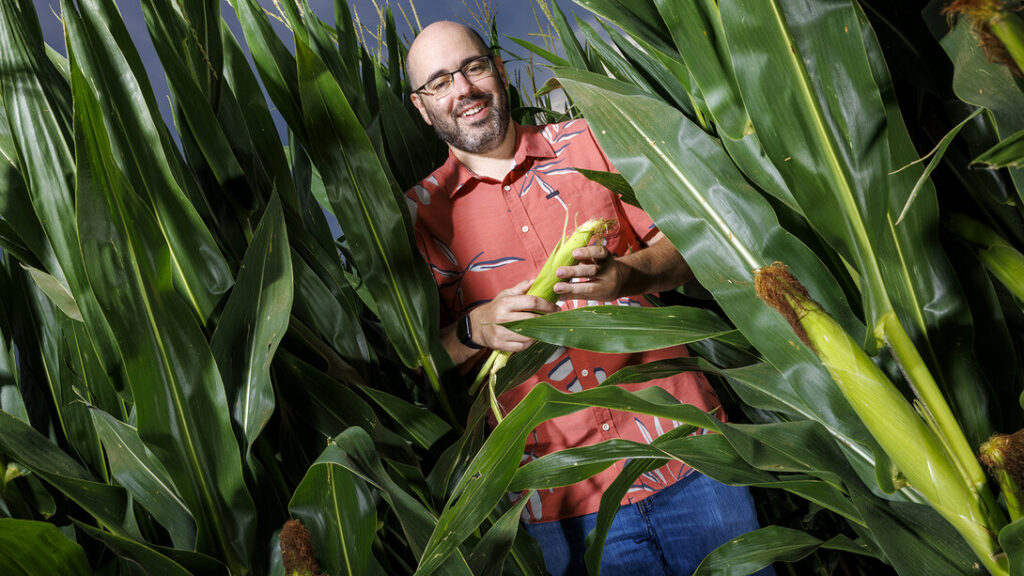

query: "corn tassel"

left=755, top=262, right=1008, bottom=576
left=469, top=218, right=615, bottom=422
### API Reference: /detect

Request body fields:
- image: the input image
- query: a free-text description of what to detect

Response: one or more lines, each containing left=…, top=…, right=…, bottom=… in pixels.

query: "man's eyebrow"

left=422, top=54, right=487, bottom=84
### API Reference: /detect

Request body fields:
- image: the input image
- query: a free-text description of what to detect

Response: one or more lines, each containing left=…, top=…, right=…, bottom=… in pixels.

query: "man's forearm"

left=617, top=234, right=693, bottom=296
left=441, top=320, right=483, bottom=366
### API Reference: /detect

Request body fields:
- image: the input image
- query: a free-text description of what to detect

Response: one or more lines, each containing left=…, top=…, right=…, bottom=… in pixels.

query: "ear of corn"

left=755, top=262, right=1008, bottom=576
left=981, top=432, right=1024, bottom=522
left=468, top=218, right=615, bottom=420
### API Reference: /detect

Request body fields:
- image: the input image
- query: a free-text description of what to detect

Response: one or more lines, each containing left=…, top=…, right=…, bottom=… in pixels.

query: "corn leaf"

left=211, top=193, right=292, bottom=454
left=66, top=0, right=234, bottom=323
left=654, top=0, right=750, bottom=139
left=502, top=305, right=735, bottom=353
left=72, top=53, right=254, bottom=566
left=0, top=410, right=137, bottom=539
left=75, top=521, right=230, bottom=576
left=974, top=127, right=1024, bottom=169
left=90, top=410, right=196, bottom=550
left=556, top=69, right=873, bottom=454
left=694, top=527, right=870, bottom=575
left=0, top=519, right=90, bottom=576
left=289, top=448, right=378, bottom=576
left=295, top=36, right=450, bottom=385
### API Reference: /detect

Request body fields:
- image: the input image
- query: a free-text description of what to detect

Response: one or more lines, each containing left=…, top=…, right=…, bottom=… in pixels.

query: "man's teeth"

left=460, top=104, right=485, bottom=118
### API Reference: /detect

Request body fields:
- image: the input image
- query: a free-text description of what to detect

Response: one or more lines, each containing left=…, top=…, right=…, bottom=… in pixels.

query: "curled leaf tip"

left=280, top=519, right=324, bottom=576
left=754, top=262, right=815, bottom=349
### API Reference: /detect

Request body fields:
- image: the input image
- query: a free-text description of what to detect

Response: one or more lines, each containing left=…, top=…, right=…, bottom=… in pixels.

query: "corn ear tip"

left=754, top=262, right=815, bottom=349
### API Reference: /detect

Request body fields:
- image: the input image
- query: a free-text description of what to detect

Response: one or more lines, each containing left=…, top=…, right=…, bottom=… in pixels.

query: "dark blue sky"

left=30, top=0, right=594, bottom=139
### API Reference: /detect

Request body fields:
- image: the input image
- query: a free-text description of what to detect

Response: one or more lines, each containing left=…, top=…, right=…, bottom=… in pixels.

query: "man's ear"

left=410, top=93, right=433, bottom=125
left=494, top=54, right=510, bottom=89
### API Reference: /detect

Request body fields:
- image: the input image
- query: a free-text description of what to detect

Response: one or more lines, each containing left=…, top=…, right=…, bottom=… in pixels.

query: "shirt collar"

left=436, top=122, right=557, bottom=198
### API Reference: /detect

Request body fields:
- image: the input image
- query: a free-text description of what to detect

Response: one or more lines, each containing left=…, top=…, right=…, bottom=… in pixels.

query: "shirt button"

left=503, top=185, right=511, bottom=191
left=521, top=225, right=529, bottom=233
left=601, top=423, right=610, bottom=431
left=581, top=369, right=589, bottom=377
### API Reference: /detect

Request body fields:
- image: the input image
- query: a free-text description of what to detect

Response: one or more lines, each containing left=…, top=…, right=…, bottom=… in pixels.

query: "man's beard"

left=428, top=90, right=510, bottom=154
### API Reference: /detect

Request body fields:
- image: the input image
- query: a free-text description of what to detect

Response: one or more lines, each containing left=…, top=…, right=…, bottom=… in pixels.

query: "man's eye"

left=427, top=77, right=452, bottom=93
left=465, top=63, right=487, bottom=76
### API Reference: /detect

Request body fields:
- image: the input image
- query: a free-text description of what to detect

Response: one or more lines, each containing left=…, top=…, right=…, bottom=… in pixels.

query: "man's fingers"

left=500, top=294, right=559, bottom=314
left=556, top=263, right=599, bottom=280
left=572, top=245, right=609, bottom=262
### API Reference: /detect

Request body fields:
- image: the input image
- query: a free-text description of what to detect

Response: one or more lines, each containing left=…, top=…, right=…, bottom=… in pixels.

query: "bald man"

left=404, top=21, right=771, bottom=576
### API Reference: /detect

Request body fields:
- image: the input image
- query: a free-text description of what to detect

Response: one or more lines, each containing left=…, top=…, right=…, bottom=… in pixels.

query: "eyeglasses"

left=413, top=55, right=496, bottom=98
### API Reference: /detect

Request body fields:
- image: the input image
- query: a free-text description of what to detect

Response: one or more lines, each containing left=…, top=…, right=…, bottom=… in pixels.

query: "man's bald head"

left=407, top=21, right=490, bottom=89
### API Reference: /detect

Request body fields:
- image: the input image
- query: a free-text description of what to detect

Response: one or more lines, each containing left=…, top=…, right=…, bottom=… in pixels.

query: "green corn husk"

left=981, top=431, right=1024, bottom=522
left=755, top=262, right=1008, bottom=576
left=944, top=0, right=1024, bottom=76
left=469, top=218, right=615, bottom=420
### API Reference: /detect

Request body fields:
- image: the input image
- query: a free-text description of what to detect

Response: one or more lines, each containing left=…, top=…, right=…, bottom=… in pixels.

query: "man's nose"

left=450, top=70, right=477, bottom=98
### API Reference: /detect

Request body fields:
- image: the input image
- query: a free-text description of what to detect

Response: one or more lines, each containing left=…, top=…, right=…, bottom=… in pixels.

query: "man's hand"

left=552, top=233, right=693, bottom=302
left=471, top=279, right=559, bottom=352
left=552, top=245, right=626, bottom=302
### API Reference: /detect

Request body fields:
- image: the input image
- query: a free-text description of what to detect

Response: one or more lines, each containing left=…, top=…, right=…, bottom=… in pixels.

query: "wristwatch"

left=457, top=314, right=483, bottom=349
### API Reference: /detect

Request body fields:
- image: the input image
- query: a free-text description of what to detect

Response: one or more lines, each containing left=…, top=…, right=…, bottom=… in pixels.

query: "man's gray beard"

left=430, top=91, right=511, bottom=154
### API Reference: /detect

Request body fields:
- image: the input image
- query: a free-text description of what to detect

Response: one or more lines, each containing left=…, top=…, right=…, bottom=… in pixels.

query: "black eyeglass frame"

left=412, top=55, right=497, bottom=97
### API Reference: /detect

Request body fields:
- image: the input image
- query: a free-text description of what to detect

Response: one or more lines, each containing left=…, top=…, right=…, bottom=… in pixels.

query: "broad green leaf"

left=974, top=127, right=1024, bottom=169
left=694, top=526, right=840, bottom=575
left=556, top=70, right=873, bottom=455
left=360, top=387, right=451, bottom=450
left=211, top=194, right=292, bottom=453
left=852, top=491, right=984, bottom=576
left=599, top=357, right=719, bottom=387
left=0, top=0, right=122, bottom=388
left=0, top=410, right=137, bottom=538
left=938, top=14, right=1024, bottom=202
left=289, top=448, right=377, bottom=576
left=654, top=0, right=750, bottom=139
left=722, top=0, right=893, bottom=336
left=72, top=55, right=254, bottom=568
left=574, top=168, right=639, bottom=208
left=64, top=0, right=234, bottom=323
left=857, top=3, right=999, bottom=449
left=295, top=36, right=452, bottom=390
left=589, top=19, right=696, bottom=119
left=328, top=428, right=474, bottom=575
left=999, top=518, right=1024, bottom=576
left=228, top=0, right=305, bottom=142
left=0, top=518, right=90, bottom=576
left=90, top=410, right=196, bottom=550
left=503, top=305, right=735, bottom=353
left=572, top=0, right=675, bottom=55
left=417, top=383, right=726, bottom=576
left=468, top=497, right=532, bottom=576
left=75, top=521, right=229, bottom=576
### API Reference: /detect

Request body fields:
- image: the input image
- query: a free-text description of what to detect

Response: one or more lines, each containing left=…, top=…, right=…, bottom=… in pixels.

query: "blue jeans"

left=522, top=473, right=775, bottom=576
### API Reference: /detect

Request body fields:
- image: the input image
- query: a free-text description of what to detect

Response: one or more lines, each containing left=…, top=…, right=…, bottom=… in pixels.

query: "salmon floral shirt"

left=406, top=120, right=723, bottom=523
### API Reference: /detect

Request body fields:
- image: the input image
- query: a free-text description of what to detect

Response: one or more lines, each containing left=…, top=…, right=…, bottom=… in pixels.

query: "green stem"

left=879, top=313, right=983, bottom=487
left=991, top=11, right=1024, bottom=75
left=879, top=313, right=1007, bottom=535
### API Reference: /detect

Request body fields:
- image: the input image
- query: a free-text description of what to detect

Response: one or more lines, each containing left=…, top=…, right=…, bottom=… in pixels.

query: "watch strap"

left=457, top=314, right=483, bottom=349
